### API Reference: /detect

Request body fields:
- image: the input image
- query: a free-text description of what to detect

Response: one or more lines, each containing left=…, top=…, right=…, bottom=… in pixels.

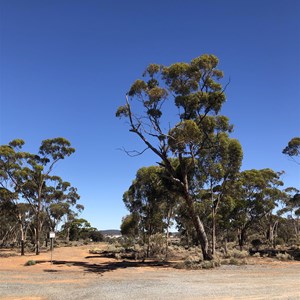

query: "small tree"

left=67, top=218, right=93, bottom=241
left=123, top=166, right=177, bottom=257
left=231, top=169, right=284, bottom=250
left=199, top=135, right=243, bottom=254
left=44, top=178, right=81, bottom=232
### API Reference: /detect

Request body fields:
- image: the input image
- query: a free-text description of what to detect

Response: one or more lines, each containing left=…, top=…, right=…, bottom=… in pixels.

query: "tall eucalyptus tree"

left=117, top=54, right=242, bottom=260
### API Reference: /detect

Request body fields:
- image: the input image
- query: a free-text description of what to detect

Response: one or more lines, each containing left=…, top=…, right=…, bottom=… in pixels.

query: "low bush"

left=0, top=252, right=17, bottom=258
left=148, top=233, right=166, bottom=257
left=232, top=249, right=248, bottom=259
left=220, top=259, right=229, bottom=265
left=224, top=249, right=248, bottom=259
left=252, top=252, right=261, bottom=258
left=229, top=258, right=248, bottom=265
left=89, top=248, right=102, bottom=254
left=25, top=260, right=36, bottom=266
left=201, top=260, right=220, bottom=269
left=107, top=244, right=125, bottom=253
left=275, top=252, right=293, bottom=261
left=175, top=255, right=220, bottom=270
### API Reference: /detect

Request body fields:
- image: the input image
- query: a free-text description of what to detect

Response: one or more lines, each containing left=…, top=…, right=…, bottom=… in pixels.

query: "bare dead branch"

left=117, top=147, right=149, bottom=157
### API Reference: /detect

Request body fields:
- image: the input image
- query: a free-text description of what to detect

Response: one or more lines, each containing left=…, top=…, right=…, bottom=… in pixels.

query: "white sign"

left=49, top=232, right=55, bottom=239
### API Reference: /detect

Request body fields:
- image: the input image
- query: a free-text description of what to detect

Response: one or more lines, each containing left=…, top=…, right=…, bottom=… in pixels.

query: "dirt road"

left=0, top=245, right=299, bottom=299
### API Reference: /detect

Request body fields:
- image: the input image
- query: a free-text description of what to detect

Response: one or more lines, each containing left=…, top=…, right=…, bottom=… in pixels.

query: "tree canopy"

left=283, top=137, right=300, bottom=165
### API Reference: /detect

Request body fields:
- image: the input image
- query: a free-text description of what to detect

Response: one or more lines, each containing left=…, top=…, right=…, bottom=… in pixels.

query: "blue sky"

left=0, top=0, right=299, bottom=230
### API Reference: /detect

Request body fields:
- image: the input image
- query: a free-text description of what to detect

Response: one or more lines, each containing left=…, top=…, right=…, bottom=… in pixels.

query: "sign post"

left=49, top=231, right=55, bottom=264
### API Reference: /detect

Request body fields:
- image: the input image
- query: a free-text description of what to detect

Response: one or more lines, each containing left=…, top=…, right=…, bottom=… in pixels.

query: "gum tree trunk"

left=181, top=165, right=212, bottom=261
left=184, top=193, right=212, bottom=260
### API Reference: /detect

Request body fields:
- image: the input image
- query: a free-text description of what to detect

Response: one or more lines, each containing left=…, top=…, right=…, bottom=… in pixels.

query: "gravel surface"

left=1, top=262, right=300, bottom=300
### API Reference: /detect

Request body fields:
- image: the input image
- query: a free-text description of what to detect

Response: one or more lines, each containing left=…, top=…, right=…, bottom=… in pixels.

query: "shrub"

left=119, top=237, right=136, bottom=249
left=89, top=248, right=102, bottom=254
left=201, top=260, right=220, bottom=269
left=252, top=252, right=261, bottom=258
left=220, top=259, right=229, bottom=265
left=107, top=244, right=125, bottom=253
left=175, top=255, right=200, bottom=269
left=224, top=249, right=248, bottom=259
left=25, top=260, right=36, bottom=266
left=0, top=252, right=17, bottom=258
left=148, top=233, right=166, bottom=257
left=229, top=258, right=239, bottom=265
left=175, top=256, right=220, bottom=270
left=275, top=252, right=293, bottom=261
left=229, top=258, right=247, bottom=265
left=233, top=249, right=248, bottom=258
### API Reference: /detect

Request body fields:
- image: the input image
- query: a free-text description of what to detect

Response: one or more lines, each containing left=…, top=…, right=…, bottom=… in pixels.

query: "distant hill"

left=100, top=229, right=121, bottom=236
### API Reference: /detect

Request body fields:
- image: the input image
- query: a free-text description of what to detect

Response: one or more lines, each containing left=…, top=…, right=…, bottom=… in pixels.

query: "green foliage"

left=282, top=187, right=300, bottom=217
left=128, top=79, right=148, bottom=96
left=116, top=105, right=129, bottom=118
left=25, top=260, right=36, bottom=266
left=39, top=137, right=75, bottom=161
left=227, top=169, right=285, bottom=248
left=120, top=214, right=139, bottom=237
left=123, top=165, right=177, bottom=243
left=147, top=233, right=166, bottom=257
left=68, top=218, right=93, bottom=241
left=168, top=120, right=202, bottom=153
left=282, top=137, right=300, bottom=157
left=89, top=231, right=104, bottom=242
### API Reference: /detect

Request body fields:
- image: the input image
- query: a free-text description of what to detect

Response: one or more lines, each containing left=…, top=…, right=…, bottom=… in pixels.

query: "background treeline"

left=120, top=165, right=299, bottom=258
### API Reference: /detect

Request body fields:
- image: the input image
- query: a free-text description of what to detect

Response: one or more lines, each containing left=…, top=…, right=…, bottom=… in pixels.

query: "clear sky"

left=0, top=0, right=299, bottom=230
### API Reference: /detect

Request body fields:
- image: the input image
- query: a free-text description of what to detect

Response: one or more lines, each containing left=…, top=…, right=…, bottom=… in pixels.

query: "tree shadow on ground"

left=35, top=256, right=174, bottom=275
